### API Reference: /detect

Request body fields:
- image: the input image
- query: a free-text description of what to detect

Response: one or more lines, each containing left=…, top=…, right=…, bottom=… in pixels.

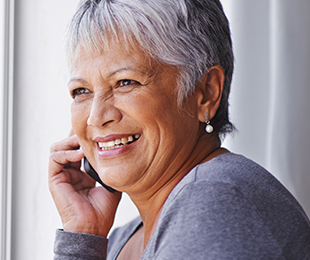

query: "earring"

left=205, top=113, right=213, bottom=133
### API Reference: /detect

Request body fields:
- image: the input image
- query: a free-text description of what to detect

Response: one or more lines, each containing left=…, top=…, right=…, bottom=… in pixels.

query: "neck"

left=126, top=132, right=228, bottom=247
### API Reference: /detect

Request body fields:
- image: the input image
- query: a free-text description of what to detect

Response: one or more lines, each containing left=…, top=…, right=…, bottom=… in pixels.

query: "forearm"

left=54, top=229, right=108, bottom=260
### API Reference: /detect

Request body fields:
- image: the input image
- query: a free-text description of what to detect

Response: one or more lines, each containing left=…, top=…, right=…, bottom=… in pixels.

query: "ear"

left=196, top=65, right=225, bottom=123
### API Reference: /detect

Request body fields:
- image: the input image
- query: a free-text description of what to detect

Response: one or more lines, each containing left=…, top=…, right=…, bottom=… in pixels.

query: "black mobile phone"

left=83, top=157, right=116, bottom=193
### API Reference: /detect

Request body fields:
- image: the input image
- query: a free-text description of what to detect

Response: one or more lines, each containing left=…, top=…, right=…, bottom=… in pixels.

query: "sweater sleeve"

left=53, top=229, right=108, bottom=260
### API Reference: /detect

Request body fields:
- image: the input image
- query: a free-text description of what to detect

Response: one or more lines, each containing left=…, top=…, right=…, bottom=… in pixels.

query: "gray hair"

left=67, top=0, right=235, bottom=136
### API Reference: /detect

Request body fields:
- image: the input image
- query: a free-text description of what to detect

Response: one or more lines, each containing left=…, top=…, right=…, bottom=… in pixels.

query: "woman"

left=49, top=0, right=310, bottom=259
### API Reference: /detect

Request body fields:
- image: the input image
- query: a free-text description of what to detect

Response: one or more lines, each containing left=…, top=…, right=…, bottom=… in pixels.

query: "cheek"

left=119, top=90, right=178, bottom=121
left=71, top=102, right=89, bottom=137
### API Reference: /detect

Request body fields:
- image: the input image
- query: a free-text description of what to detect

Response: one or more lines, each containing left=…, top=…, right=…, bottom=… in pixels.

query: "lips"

left=97, top=134, right=141, bottom=151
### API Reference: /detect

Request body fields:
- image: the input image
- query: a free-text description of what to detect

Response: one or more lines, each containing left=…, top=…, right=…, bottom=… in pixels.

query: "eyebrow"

left=107, top=67, right=151, bottom=78
left=68, top=66, right=151, bottom=85
left=68, top=78, right=88, bottom=85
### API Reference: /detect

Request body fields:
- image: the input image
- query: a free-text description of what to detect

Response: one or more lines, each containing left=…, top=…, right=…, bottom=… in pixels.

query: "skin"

left=48, top=40, right=228, bottom=259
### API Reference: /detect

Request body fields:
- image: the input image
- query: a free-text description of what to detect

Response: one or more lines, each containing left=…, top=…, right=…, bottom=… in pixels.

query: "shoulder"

left=173, top=153, right=308, bottom=217
left=143, top=153, right=310, bottom=259
left=166, top=153, right=296, bottom=214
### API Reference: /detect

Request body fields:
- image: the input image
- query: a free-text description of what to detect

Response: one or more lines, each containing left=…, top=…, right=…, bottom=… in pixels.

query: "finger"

left=49, top=149, right=85, bottom=179
left=50, top=134, right=80, bottom=153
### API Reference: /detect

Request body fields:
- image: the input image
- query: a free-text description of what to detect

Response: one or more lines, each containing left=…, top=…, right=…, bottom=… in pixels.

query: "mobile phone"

left=83, top=157, right=116, bottom=193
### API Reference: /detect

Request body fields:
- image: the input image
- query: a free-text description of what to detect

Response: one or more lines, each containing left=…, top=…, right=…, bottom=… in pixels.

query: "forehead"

left=70, top=40, right=160, bottom=80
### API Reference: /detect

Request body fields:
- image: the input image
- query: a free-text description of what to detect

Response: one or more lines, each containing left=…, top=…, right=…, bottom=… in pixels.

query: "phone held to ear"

left=83, top=157, right=116, bottom=193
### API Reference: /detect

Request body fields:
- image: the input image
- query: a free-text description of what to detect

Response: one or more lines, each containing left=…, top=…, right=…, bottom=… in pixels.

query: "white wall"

left=11, top=1, right=139, bottom=259
left=12, top=1, right=75, bottom=259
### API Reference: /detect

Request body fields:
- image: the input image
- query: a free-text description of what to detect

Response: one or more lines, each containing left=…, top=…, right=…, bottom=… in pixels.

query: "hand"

left=49, top=134, right=121, bottom=237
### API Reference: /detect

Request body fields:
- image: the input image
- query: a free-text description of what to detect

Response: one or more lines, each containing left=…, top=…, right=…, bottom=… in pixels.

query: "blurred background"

left=0, top=0, right=309, bottom=259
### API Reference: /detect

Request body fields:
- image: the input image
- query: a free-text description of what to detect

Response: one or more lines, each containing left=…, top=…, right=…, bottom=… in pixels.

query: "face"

left=69, top=42, right=202, bottom=193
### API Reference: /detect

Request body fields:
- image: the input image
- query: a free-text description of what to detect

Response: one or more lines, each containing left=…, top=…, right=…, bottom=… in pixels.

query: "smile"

left=98, top=134, right=141, bottom=151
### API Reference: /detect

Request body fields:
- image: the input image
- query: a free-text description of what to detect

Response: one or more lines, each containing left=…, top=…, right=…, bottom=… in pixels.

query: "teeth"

left=110, top=140, right=115, bottom=145
left=121, top=137, right=128, bottom=143
left=98, top=134, right=140, bottom=151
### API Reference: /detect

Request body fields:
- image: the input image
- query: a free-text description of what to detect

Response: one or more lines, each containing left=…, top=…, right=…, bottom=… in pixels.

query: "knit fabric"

left=54, top=153, right=310, bottom=259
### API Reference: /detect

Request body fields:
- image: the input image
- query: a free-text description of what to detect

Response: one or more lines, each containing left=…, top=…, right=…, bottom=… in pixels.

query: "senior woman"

left=49, top=0, right=310, bottom=259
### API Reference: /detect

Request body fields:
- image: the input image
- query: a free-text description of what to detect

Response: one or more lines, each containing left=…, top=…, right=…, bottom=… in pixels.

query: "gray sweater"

left=54, top=153, right=310, bottom=259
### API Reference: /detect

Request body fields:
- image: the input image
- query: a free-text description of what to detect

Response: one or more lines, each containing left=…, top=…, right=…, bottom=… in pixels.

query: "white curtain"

left=222, top=0, right=310, bottom=216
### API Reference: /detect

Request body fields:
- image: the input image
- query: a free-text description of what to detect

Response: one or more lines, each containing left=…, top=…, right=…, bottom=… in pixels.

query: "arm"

left=54, top=230, right=108, bottom=260
left=49, top=134, right=121, bottom=259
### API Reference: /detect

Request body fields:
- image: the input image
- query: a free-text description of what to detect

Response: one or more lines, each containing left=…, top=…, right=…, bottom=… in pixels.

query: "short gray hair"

left=67, top=0, right=235, bottom=136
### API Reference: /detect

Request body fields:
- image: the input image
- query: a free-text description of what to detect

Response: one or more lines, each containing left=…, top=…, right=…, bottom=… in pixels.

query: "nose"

left=87, top=93, right=122, bottom=128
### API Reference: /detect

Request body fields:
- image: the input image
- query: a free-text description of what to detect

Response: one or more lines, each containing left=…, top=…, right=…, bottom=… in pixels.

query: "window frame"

left=1, top=0, right=15, bottom=259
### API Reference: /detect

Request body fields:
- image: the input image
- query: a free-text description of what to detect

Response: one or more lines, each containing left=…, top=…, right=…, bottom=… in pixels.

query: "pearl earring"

left=205, top=113, right=213, bottom=133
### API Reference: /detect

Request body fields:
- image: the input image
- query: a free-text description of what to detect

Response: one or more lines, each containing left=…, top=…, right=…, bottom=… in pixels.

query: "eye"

left=71, top=88, right=90, bottom=99
left=116, top=79, right=141, bottom=88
